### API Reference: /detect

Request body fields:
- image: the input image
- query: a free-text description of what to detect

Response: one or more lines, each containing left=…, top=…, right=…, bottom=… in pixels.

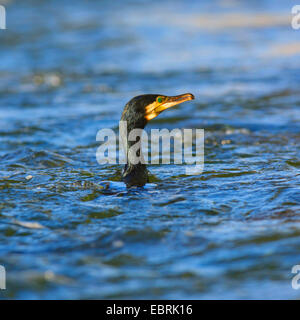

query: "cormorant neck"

left=122, top=162, right=148, bottom=188
left=119, top=121, right=148, bottom=187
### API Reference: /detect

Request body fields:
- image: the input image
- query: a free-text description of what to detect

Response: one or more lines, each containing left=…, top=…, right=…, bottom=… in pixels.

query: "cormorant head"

left=121, top=93, right=195, bottom=131
left=120, top=93, right=195, bottom=187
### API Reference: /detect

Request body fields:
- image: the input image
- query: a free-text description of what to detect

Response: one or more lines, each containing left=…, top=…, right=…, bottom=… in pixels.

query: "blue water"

left=0, top=0, right=300, bottom=299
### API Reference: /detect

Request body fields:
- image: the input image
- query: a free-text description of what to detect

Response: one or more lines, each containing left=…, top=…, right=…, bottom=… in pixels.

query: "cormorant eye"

left=157, top=97, right=163, bottom=103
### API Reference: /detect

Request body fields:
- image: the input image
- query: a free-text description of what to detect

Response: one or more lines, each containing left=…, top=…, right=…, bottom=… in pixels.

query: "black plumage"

left=120, top=93, right=194, bottom=187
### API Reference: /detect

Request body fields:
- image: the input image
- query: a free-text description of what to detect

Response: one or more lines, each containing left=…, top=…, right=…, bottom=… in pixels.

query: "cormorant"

left=120, top=93, right=194, bottom=187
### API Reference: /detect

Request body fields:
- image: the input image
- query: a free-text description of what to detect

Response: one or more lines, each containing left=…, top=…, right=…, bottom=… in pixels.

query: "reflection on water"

left=0, top=0, right=300, bottom=299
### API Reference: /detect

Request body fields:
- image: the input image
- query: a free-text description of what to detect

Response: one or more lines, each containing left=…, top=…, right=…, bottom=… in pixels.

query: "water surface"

left=0, top=0, right=300, bottom=299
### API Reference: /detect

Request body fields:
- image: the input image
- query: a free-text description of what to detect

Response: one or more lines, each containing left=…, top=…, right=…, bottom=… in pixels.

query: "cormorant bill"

left=120, top=93, right=195, bottom=188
